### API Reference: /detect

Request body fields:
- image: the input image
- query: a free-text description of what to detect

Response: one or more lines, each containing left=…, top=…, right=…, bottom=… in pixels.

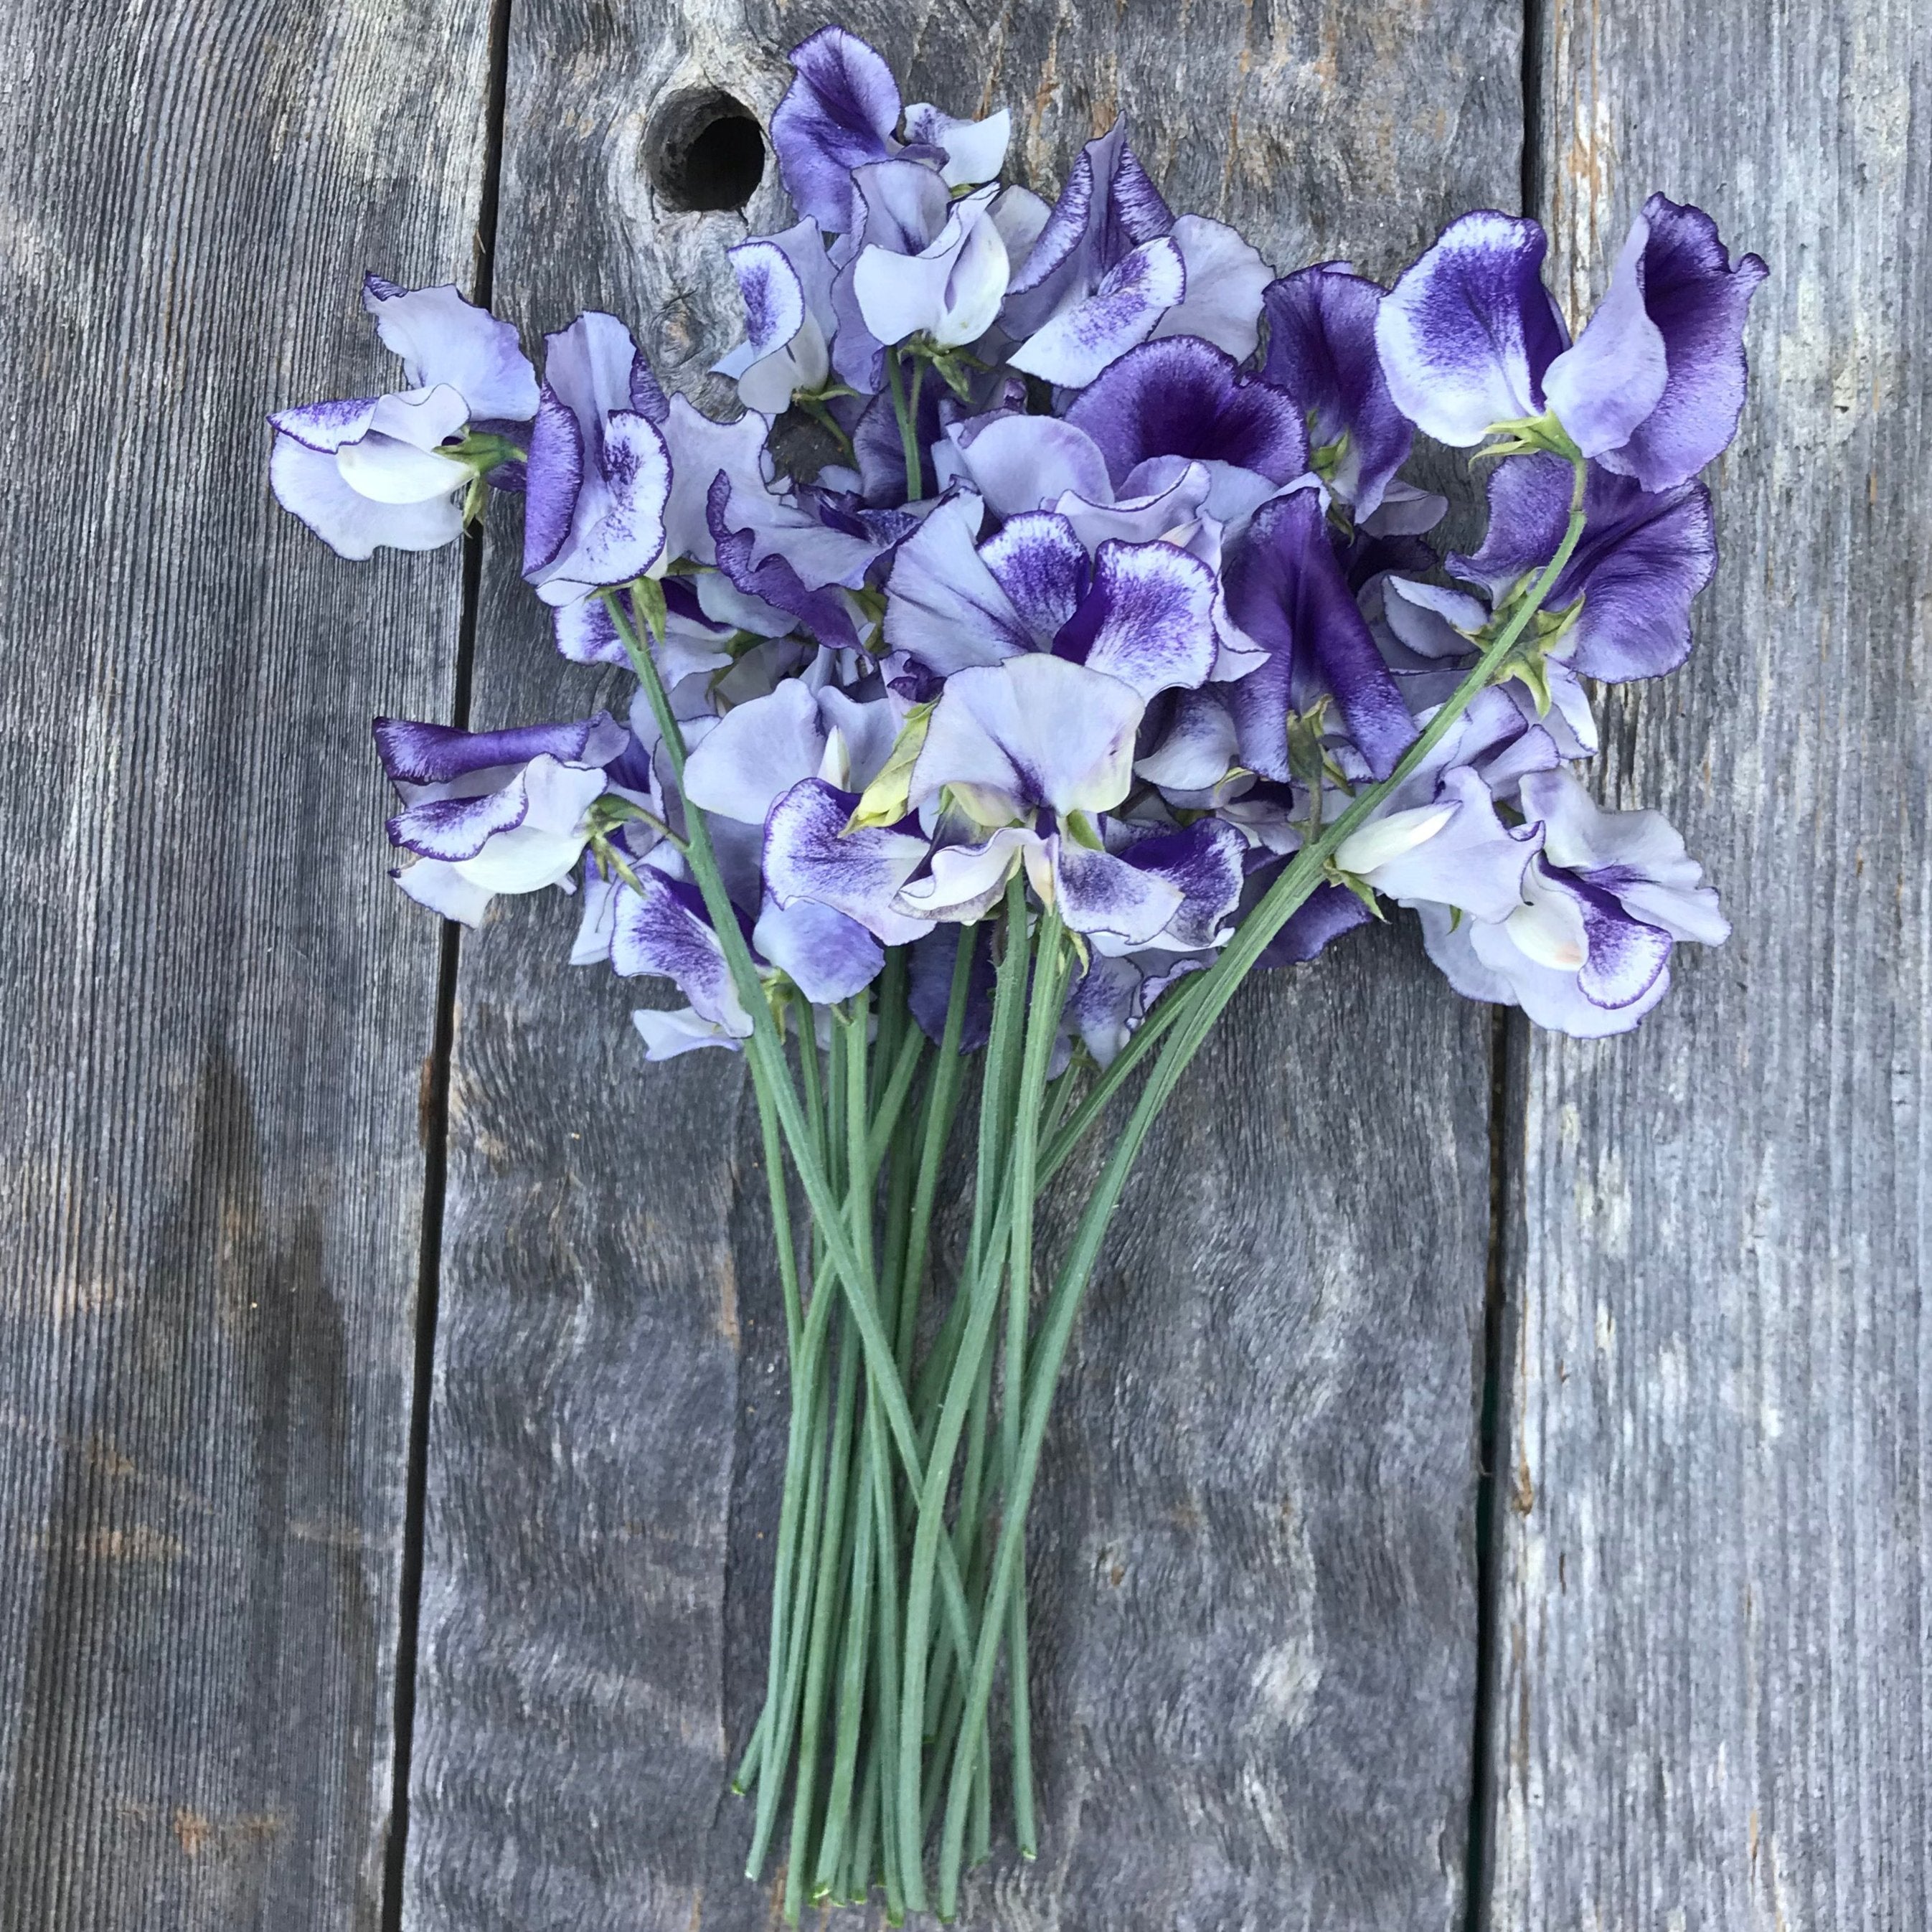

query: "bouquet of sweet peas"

left=270, top=24, right=1763, bottom=1921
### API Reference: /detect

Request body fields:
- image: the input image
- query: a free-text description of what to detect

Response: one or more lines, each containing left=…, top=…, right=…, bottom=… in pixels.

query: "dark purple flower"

left=1260, top=263, right=1411, bottom=518
left=1062, top=336, right=1308, bottom=514
left=1452, top=454, right=1716, bottom=681
left=1220, top=489, right=1417, bottom=779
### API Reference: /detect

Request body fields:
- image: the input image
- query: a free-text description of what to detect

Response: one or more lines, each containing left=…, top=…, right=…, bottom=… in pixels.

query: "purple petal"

left=1374, top=211, right=1568, bottom=446
left=1133, top=686, right=1239, bottom=791
left=949, top=413, right=1114, bottom=517
left=763, top=778, right=931, bottom=945
left=1260, top=263, right=1410, bottom=517
left=980, top=512, right=1089, bottom=646
left=728, top=238, right=806, bottom=364
left=661, top=395, right=771, bottom=567
left=1453, top=455, right=1715, bottom=682
left=1064, top=336, right=1308, bottom=489
left=268, top=396, right=378, bottom=453
left=1542, top=217, right=1668, bottom=457
left=1059, top=538, right=1218, bottom=697
left=388, top=782, right=527, bottom=861
left=882, top=489, right=1032, bottom=672
left=361, top=277, right=539, bottom=422
left=1528, top=862, right=1674, bottom=1009
left=1050, top=838, right=1184, bottom=948
left=611, top=864, right=753, bottom=1033
left=1150, top=216, right=1271, bottom=362
left=770, top=25, right=903, bottom=232
left=753, top=893, right=885, bottom=1004
left=1253, top=875, right=1372, bottom=966
left=1116, top=818, right=1245, bottom=950
left=372, top=712, right=626, bottom=786
left=1598, top=194, right=1767, bottom=491
left=520, top=385, right=583, bottom=574
left=908, top=925, right=996, bottom=1050
left=1221, top=490, right=1416, bottom=778
left=1008, top=236, right=1186, bottom=387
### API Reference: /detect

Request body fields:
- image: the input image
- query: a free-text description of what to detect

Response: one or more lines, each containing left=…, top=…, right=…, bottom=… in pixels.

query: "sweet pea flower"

left=1332, top=765, right=1542, bottom=924
left=522, top=312, right=673, bottom=607
left=1375, top=198, right=1764, bottom=487
left=1062, top=336, right=1309, bottom=521
left=882, top=489, right=1220, bottom=697
left=770, top=26, right=1009, bottom=234
left=374, top=712, right=627, bottom=925
left=1417, top=768, right=1728, bottom=1035
left=270, top=277, right=538, bottom=559
left=1451, top=453, right=1717, bottom=682
left=847, top=176, right=1010, bottom=369
left=1221, top=489, right=1418, bottom=780
left=714, top=220, right=839, bottom=414
left=1260, top=263, right=1411, bottom=519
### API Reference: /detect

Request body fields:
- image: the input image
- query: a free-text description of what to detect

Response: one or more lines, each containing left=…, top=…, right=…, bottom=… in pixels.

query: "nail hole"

left=646, top=90, right=765, bottom=213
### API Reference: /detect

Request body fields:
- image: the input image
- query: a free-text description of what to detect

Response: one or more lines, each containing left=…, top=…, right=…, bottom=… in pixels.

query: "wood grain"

left=406, top=3, right=1522, bottom=1928
left=1486, top=0, right=1932, bottom=1924
left=0, top=3, right=494, bottom=1926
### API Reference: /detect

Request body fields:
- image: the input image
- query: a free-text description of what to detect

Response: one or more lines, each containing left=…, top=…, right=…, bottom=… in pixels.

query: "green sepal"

left=1476, top=409, right=1583, bottom=464
left=1062, top=809, right=1106, bottom=852
left=1325, top=864, right=1387, bottom=922
left=623, top=575, right=668, bottom=644
left=846, top=701, right=936, bottom=829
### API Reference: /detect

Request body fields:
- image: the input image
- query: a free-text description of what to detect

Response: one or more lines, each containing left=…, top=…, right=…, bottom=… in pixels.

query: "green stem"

left=900, top=929, right=975, bottom=1383
left=932, top=474, right=1593, bottom=1916
left=605, top=591, right=981, bottom=1673
left=886, top=349, right=924, bottom=503
left=999, top=912, right=1069, bottom=1862
left=895, top=885, right=1033, bottom=1910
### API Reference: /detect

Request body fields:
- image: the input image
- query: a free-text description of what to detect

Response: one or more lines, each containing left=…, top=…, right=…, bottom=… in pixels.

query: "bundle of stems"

left=602, top=452, right=1588, bottom=1923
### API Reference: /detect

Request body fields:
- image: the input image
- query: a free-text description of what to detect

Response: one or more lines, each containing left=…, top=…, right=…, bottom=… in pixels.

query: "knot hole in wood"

left=645, top=89, right=764, bottom=212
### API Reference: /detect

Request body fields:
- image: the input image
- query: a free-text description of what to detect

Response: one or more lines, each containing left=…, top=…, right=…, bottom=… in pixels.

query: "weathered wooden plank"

left=0, top=4, right=494, bottom=1926
left=408, top=4, right=1522, bottom=1926
left=1486, top=1, right=1932, bottom=1924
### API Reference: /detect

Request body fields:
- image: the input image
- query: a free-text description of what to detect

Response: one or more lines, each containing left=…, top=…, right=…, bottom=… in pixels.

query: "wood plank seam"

left=380, top=1, right=519, bottom=1927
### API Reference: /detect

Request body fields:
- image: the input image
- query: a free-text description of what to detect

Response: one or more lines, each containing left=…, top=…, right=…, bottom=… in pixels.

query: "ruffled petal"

left=362, top=275, right=539, bottom=422
left=764, top=778, right=932, bottom=944
left=770, top=24, right=903, bottom=232
left=1150, top=215, right=1270, bottom=361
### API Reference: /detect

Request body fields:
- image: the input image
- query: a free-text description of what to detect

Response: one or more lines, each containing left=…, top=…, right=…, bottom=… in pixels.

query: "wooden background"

left=1, top=0, right=1923, bottom=1927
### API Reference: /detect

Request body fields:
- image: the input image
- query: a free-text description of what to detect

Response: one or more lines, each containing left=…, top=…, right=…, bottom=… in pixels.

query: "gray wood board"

left=0, top=4, right=493, bottom=1926
left=1487, top=0, right=1932, bottom=1925
left=407, top=3, right=1522, bottom=1929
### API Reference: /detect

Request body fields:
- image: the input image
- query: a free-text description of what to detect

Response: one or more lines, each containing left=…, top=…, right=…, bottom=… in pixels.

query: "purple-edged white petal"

left=660, top=394, right=771, bottom=566
left=753, top=894, right=885, bottom=1004
left=770, top=25, right=903, bottom=232
left=1542, top=216, right=1668, bottom=458
left=1064, top=336, right=1308, bottom=489
left=950, top=413, right=1114, bottom=517
left=882, top=490, right=1032, bottom=671
left=332, top=386, right=471, bottom=501
left=764, top=778, right=931, bottom=945
left=895, top=826, right=1033, bottom=923
left=1260, top=263, right=1411, bottom=518
left=1374, top=211, right=1568, bottom=445
left=1008, top=236, right=1185, bottom=387
left=611, top=864, right=753, bottom=1035
left=909, top=655, right=1144, bottom=819
left=904, top=102, right=1011, bottom=186
left=270, top=435, right=465, bottom=557
left=1064, top=538, right=1218, bottom=697
left=1521, top=769, right=1728, bottom=943
left=1048, top=837, right=1183, bottom=948
left=1598, top=194, right=1767, bottom=491
left=362, top=276, right=539, bottom=422
left=1149, top=216, right=1270, bottom=361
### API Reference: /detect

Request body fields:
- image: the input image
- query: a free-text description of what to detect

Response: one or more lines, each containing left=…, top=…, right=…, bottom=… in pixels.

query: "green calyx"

left=1476, top=409, right=1582, bottom=464
left=847, top=702, right=936, bottom=830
